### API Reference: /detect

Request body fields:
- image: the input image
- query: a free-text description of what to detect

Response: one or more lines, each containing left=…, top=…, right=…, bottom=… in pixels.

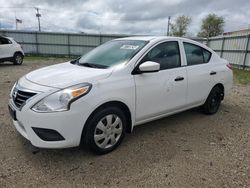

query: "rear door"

left=134, top=41, right=187, bottom=123
left=0, top=37, right=13, bottom=58
left=0, top=37, right=5, bottom=58
left=182, top=42, right=214, bottom=106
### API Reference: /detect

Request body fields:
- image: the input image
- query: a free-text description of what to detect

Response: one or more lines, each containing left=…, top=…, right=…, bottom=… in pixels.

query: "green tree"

left=170, top=15, right=191, bottom=37
left=198, top=14, right=225, bottom=38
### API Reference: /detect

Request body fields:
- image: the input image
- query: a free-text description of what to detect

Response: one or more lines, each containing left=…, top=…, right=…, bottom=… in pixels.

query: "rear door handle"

left=174, top=76, right=184, bottom=81
left=210, top=71, right=217, bottom=75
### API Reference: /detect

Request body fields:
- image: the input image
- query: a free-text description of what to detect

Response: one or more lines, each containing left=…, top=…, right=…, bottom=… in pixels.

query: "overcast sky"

left=0, top=0, right=249, bottom=36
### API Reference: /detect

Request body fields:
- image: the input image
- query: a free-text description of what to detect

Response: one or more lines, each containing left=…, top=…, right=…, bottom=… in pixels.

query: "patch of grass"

left=233, top=68, right=250, bottom=85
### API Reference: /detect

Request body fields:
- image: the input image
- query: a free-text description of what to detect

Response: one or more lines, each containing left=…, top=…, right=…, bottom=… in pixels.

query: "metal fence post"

left=35, top=32, right=39, bottom=55
left=220, top=37, right=225, bottom=58
left=99, top=34, right=102, bottom=45
left=205, top=37, right=209, bottom=47
left=243, top=34, right=250, bottom=70
left=67, top=34, right=70, bottom=57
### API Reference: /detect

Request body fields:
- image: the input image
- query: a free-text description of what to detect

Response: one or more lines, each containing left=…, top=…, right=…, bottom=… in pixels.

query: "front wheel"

left=83, top=106, right=127, bottom=154
left=201, top=86, right=223, bottom=115
left=13, top=53, right=23, bottom=65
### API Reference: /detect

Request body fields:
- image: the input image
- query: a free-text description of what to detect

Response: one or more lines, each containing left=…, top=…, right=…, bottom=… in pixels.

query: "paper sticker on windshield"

left=120, top=45, right=139, bottom=50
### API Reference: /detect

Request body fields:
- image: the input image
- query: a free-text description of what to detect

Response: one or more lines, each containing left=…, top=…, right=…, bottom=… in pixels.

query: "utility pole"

left=15, top=12, right=17, bottom=30
left=167, top=16, right=171, bottom=36
left=35, top=7, right=41, bottom=32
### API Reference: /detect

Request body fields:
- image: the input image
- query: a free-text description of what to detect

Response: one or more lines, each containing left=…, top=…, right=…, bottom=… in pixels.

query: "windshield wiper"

left=70, top=58, right=80, bottom=64
left=78, top=62, right=108, bottom=69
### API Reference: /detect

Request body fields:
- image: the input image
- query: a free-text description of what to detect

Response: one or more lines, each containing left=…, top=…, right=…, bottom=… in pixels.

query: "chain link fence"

left=0, top=30, right=249, bottom=68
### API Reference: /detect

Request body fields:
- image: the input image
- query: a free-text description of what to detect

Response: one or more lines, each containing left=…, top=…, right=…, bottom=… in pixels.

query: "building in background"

left=223, top=28, right=250, bottom=36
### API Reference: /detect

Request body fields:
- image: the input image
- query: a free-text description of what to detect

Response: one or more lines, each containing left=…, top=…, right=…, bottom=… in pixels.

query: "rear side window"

left=141, top=41, right=181, bottom=70
left=184, top=42, right=211, bottom=66
left=203, top=49, right=211, bottom=63
left=0, top=37, right=11, bottom=45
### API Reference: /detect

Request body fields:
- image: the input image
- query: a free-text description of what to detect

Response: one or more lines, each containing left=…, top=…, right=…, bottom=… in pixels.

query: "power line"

left=40, top=18, right=75, bottom=32
left=0, top=7, right=34, bottom=9
left=0, top=6, right=164, bottom=24
left=0, top=6, right=168, bottom=34
left=0, top=6, right=42, bottom=32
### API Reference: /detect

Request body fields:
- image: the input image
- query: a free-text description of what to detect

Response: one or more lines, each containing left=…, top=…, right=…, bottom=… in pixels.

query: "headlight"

left=9, top=82, right=17, bottom=98
left=32, top=83, right=92, bottom=113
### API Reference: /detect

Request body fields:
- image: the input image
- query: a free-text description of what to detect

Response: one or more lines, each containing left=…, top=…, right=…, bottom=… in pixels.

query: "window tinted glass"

left=0, top=37, right=11, bottom=45
left=141, top=41, right=181, bottom=70
left=203, top=49, right=211, bottom=63
left=184, top=42, right=211, bottom=65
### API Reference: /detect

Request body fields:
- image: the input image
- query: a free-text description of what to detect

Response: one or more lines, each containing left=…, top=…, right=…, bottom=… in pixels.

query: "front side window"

left=78, top=40, right=147, bottom=68
left=184, top=42, right=211, bottom=66
left=141, top=41, right=181, bottom=70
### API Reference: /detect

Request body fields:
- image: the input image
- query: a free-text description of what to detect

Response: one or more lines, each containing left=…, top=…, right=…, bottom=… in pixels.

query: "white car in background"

left=8, top=36, right=233, bottom=154
left=0, top=36, right=24, bottom=65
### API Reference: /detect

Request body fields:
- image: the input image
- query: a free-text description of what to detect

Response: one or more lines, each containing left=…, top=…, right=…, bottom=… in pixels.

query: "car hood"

left=25, top=62, right=112, bottom=88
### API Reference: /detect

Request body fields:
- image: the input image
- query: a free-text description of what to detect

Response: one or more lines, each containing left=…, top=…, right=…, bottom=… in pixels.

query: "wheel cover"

left=210, top=91, right=221, bottom=112
left=94, top=114, right=123, bottom=149
left=15, top=55, right=23, bottom=64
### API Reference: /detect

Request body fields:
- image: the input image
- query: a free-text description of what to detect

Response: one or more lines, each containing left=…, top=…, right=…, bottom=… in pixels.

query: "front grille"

left=12, top=89, right=37, bottom=109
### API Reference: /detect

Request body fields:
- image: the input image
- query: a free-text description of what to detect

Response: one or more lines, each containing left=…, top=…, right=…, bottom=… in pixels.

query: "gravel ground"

left=0, top=58, right=249, bottom=187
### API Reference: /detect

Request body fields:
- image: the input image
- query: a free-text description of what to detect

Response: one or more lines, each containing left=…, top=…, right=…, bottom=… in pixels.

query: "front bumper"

left=8, top=78, right=94, bottom=149
left=9, top=100, right=92, bottom=148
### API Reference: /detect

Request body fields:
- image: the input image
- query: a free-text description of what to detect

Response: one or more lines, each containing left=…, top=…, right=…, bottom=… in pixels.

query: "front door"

left=134, top=41, right=187, bottom=123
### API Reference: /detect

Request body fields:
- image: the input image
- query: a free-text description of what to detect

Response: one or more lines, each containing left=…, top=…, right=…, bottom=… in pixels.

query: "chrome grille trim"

left=12, top=85, right=37, bottom=109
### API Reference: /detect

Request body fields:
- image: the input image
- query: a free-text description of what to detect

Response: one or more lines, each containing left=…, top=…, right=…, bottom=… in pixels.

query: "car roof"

left=0, top=35, right=11, bottom=39
left=114, top=36, right=205, bottom=45
left=115, top=36, right=183, bottom=41
left=114, top=36, right=212, bottom=53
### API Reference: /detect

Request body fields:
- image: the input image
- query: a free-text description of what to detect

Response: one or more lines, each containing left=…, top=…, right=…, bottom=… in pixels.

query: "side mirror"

left=70, top=57, right=80, bottom=64
left=138, top=61, right=160, bottom=73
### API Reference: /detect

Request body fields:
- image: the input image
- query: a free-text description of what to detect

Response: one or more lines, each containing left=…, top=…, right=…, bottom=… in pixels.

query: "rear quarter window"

left=184, top=42, right=212, bottom=66
left=203, top=49, right=211, bottom=63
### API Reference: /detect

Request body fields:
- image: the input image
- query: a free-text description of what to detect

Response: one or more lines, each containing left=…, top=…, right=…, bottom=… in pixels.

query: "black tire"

left=13, top=53, right=23, bottom=65
left=82, top=106, right=127, bottom=154
left=201, top=86, right=223, bottom=115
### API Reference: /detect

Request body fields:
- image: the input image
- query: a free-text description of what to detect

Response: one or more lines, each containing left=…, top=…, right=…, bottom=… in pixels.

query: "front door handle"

left=174, top=76, right=184, bottom=81
left=210, top=71, right=217, bottom=75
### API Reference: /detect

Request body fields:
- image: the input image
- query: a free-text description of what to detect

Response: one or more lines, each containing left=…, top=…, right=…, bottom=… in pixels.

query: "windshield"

left=78, top=40, right=147, bottom=68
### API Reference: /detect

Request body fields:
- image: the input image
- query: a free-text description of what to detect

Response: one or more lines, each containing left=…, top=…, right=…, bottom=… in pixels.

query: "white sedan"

left=8, top=36, right=233, bottom=154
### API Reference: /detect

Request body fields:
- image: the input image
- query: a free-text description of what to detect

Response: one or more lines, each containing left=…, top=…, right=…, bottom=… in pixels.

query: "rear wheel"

left=83, top=106, right=126, bottom=154
left=13, top=53, right=23, bottom=65
left=201, top=86, right=223, bottom=114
